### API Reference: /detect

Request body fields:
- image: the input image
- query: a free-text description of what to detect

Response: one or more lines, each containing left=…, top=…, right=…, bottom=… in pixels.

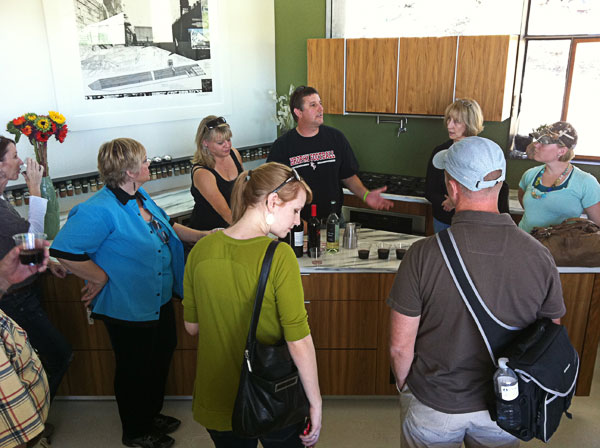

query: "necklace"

left=531, top=164, right=571, bottom=199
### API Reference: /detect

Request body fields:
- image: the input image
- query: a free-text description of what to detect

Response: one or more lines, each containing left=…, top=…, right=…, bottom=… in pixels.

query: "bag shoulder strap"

left=246, top=240, right=280, bottom=346
left=436, top=228, right=520, bottom=365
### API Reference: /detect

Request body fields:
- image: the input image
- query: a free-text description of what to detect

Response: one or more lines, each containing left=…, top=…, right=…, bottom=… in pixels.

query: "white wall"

left=0, top=1, right=276, bottom=184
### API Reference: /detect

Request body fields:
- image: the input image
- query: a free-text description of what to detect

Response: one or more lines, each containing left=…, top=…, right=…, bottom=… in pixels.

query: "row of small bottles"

left=5, top=177, right=104, bottom=205
left=150, top=160, right=192, bottom=180
left=241, top=147, right=270, bottom=162
left=6, top=160, right=194, bottom=206
left=282, top=201, right=340, bottom=257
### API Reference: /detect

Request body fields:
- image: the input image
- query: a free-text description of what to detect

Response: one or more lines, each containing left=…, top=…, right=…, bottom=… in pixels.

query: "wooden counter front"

left=41, top=270, right=600, bottom=397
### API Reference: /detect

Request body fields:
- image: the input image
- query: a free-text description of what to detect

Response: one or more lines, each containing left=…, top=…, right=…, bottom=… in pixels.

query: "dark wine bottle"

left=291, top=222, right=304, bottom=257
left=308, top=204, right=321, bottom=252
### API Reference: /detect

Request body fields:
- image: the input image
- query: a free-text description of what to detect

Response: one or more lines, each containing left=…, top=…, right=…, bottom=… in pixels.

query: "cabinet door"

left=305, top=301, right=378, bottom=349
left=346, top=38, right=398, bottom=113
left=301, top=273, right=380, bottom=301
left=455, top=35, right=518, bottom=121
left=307, top=38, right=345, bottom=115
left=316, top=349, right=377, bottom=395
left=397, top=37, right=457, bottom=115
left=376, top=273, right=399, bottom=395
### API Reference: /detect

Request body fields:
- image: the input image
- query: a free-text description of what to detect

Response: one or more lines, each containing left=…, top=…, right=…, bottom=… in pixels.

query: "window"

left=331, top=0, right=523, bottom=38
left=518, top=0, right=600, bottom=160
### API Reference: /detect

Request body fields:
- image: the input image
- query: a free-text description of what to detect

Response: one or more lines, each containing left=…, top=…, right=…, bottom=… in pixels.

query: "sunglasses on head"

left=150, top=218, right=170, bottom=245
left=533, top=135, right=556, bottom=146
left=271, top=168, right=302, bottom=194
left=205, top=117, right=227, bottom=130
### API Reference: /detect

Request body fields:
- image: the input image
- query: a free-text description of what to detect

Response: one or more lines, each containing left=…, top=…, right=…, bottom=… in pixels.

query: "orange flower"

left=22, top=125, right=32, bottom=136
left=12, top=116, right=25, bottom=126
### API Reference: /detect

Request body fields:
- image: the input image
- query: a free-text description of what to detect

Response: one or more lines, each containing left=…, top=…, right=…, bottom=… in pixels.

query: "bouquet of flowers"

left=6, top=111, right=68, bottom=175
left=268, top=84, right=295, bottom=133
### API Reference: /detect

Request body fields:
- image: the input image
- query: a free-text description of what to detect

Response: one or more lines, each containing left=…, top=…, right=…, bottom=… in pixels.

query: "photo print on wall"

left=74, top=0, right=213, bottom=100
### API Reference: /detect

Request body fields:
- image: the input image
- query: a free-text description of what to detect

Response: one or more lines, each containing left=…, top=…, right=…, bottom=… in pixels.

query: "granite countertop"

left=299, top=228, right=424, bottom=274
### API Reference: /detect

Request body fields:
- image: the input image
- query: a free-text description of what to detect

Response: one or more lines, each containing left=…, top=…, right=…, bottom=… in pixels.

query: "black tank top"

left=189, top=152, right=243, bottom=230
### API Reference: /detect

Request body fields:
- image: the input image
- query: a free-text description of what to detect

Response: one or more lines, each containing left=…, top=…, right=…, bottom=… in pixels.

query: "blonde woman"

left=189, top=116, right=244, bottom=230
left=184, top=162, right=321, bottom=448
left=425, top=98, right=509, bottom=232
left=52, top=138, right=207, bottom=448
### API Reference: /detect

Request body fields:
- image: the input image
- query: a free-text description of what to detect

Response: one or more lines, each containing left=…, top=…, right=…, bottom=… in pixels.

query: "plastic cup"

left=377, top=242, right=390, bottom=260
left=357, top=242, right=371, bottom=260
left=395, top=243, right=408, bottom=260
left=12, top=232, right=47, bottom=265
left=310, top=247, right=323, bottom=265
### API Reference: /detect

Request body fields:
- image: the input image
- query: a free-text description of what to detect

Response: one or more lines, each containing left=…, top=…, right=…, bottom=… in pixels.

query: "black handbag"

left=231, top=240, right=310, bottom=438
left=437, top=228, right=578, bottom=442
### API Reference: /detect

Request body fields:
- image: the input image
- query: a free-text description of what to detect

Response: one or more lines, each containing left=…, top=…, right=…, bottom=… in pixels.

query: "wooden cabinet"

left=397, top=37, right=457, bottom=115
left=346, top=38, right=399, bottom=113
left=40, top=268, right=600, bottom=397
left=40, top=274, right=197, bottom=396
left=307, top=35, right=518, bottom=121
left=307, top=38, right=345, bottom=115
left=455, top=35, right=518, bottom=121
left=302, top=273, right=380, bottom=395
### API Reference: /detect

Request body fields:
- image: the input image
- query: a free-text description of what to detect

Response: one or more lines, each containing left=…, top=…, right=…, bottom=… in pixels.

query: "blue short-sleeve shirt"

left=50, top=186, right=184, bottom=322
left=519, top=165, right=600, bottom=233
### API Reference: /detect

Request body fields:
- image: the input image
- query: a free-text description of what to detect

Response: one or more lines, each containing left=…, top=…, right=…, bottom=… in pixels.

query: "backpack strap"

left=436, top=228, right=521, bottom=366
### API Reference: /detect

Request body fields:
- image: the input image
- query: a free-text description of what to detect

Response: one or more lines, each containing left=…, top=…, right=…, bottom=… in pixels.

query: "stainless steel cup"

left=343, top=222, right=358, bottom=249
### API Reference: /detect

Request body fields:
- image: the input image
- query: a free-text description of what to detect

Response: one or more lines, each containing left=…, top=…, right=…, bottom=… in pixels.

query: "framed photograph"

left=42, top=0, right=231, bottom=131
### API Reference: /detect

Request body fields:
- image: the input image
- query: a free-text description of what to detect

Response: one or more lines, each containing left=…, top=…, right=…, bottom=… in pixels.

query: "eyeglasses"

left=150, top=218, right=169, bottom=245
left=271, top=168, right=302, bottom=194
left=205, top=116, right=227, bottom=130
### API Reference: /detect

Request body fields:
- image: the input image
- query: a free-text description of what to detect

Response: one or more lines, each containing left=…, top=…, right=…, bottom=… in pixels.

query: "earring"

left=266, top=212, right=275, bottom=225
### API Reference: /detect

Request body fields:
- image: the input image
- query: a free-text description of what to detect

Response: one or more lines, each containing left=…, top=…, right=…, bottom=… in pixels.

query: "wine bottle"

left=291, top=222, right=304, bottom=257
left=326, top=200, right=340, bottom=253
left=308, top=204, right=321, bottom=252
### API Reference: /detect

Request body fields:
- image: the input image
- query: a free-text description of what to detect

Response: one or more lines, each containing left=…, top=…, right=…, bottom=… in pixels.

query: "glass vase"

left=40, top=176, right=60, bottom=240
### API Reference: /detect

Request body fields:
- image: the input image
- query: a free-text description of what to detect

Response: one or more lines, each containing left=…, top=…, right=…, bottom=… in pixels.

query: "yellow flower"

left=35, top=117, right=51, bottom=131
left=49, top=111, right=66, bottom=124
left=24, top=113, right=37, bottom=121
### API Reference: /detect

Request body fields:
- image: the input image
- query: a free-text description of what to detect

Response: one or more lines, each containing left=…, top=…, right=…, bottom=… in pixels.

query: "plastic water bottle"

left=493, top=357, right=521, bottom=430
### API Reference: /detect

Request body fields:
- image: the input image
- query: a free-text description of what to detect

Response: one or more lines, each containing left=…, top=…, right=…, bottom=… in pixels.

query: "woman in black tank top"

left=190, top=116, right=244, bottom=231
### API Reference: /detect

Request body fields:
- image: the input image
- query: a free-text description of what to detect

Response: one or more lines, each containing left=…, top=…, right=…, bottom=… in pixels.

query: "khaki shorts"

left=399, top=386, right=519, bottom=448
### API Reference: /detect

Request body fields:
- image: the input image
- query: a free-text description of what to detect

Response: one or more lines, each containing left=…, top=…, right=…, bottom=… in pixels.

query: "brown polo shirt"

left=387, top=211, right=565, bottom=413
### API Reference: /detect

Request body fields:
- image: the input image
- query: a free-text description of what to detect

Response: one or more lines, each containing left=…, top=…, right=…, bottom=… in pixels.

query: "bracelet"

left=362, top=190, right=370, bottom=202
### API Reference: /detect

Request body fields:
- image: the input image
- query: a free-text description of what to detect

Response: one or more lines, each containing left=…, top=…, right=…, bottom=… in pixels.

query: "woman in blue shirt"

left=518, top=122, right=600, bottom=233
left=51, top=138, right=208, bottom=448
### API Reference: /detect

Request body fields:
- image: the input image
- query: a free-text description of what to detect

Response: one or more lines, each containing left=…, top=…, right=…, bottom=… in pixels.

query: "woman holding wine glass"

left=0, top=135, right=72, bottom=409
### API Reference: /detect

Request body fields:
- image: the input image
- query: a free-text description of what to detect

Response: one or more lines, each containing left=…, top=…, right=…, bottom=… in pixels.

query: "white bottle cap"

left=498, top=357, right=509, bottom=368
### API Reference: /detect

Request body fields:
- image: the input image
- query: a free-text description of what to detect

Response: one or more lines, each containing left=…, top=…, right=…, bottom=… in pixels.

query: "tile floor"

left=46, top=348, right=599, bottom=447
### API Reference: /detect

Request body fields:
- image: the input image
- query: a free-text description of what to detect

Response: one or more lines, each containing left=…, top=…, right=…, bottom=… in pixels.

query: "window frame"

left=518, top=1, right=600, bottom=161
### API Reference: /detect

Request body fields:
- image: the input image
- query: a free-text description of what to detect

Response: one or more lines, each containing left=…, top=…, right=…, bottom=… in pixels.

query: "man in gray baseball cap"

left=387, top=136, right=564, bottom=447
left=433, top=136, right=506, bottom=192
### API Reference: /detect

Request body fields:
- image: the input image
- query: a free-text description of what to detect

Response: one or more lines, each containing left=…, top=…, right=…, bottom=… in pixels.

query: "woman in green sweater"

left=183, top=162, right=321, bottom=448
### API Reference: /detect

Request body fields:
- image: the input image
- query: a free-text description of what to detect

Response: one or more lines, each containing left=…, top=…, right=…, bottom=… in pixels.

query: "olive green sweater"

left=183, top=231, right=310, bottom=431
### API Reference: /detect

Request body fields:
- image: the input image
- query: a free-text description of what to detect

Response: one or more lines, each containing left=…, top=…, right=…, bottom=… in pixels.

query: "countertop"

left=53, top=186, right=597, bottom=273
left=299, top=228, right=424, bottom=274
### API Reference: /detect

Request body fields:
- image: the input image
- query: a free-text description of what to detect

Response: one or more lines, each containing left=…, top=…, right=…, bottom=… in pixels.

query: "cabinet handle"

left=304, top=301, right=311, bottom=304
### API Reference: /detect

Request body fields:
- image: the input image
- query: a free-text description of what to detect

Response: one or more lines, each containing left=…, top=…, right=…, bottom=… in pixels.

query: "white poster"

left=42, top=0, right=230, bottom=131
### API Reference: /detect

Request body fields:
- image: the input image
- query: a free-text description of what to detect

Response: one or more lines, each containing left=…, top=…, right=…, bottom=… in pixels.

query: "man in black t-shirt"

left=267, top=86, right=392, bottom=222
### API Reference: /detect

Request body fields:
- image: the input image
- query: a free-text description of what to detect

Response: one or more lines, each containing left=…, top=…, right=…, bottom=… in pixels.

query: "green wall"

left=273, top=1, right=599, bottom=187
